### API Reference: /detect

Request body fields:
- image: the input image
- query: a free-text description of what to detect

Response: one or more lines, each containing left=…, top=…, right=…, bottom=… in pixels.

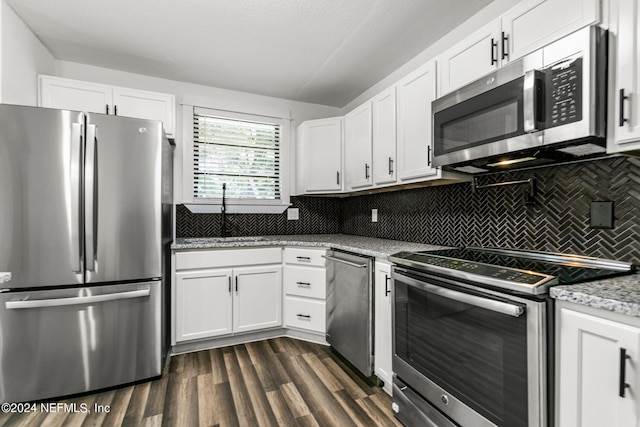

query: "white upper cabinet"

left=38, top=75, right=176, bottom=136
left=439, top=20, right=503, bottom=96
left=501, top=0, right=598, bottom=63
left=39, top=76, right=112, bottom=115
left=297, top=117, right=343, bottom=193
left=438, top=0, right=599, bottom=95
left=396, top=60, right=439, bottom=182
left=344, top=102, right=373, bottom=191
left=608, top=0, right=640, bottom=152
left=372, top=87, right=398, bottom=186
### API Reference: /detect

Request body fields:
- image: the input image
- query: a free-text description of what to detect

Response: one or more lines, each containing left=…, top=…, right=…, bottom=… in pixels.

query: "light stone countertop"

left=550, top=273, right=640, bottom=317
left=172, top=234, right=446, bottom=259
left=0, top=272, right=11, bottom=284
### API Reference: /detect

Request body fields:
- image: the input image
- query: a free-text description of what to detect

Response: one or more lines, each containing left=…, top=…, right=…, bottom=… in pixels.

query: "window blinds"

left=193, top=111, right=281, bottom=200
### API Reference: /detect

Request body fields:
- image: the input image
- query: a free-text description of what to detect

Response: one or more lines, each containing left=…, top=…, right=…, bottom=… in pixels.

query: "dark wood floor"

left=0, top=337, right=402, bottom=426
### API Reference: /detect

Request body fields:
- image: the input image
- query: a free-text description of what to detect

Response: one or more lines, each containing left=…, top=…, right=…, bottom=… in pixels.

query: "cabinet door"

left=609, top=0, right=640, bottom=152
left=344, top=102, right=373, bottom=190
left=557, top=307, right=640, bottom=427
left=175, top=269, right=233, bottom=342
left=501, top=0, right=599, bottom=64
left=374, top=261, right=393, bottom=395
left=113, top=88, right=176, bottom=137
left=233, top=266, right=282, bottom=333
left=372, top=87, right=397, bottom=186
left=438, top=20, right=501, bottom=95
left=396, top=60, right=439, bottom=181
left=303, top=118, right=343, bottom=192
left=39, top=75, right=112, bottom=114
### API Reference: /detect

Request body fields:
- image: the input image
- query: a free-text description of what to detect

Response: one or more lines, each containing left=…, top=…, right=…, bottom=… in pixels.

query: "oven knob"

left=441, top=394, right=449, bottom=405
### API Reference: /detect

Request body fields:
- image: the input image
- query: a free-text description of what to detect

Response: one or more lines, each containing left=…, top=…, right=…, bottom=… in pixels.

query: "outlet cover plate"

left=287, top=208, right=299, bottom=220
left=590, top=201, right=614, bottom=229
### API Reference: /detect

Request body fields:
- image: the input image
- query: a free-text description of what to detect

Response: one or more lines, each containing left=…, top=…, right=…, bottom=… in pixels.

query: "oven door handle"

left=393, top=271, right=525, bottom=318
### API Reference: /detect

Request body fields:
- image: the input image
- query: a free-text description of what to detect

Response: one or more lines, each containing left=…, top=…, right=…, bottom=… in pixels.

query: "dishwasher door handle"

left=322, top=255, right=368, bottom=268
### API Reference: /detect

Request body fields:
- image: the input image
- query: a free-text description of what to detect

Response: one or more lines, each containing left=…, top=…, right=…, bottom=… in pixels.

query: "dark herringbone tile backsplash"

left=176, top=156, right=640, bottom=263
left=342, top=155, right=640, bottom=263
left=176, top=196, right=341, bottom=237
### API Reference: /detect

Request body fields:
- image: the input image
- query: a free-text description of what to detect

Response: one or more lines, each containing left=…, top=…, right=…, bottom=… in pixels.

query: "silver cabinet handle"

left=388, top=157, right=394, bottom=175
left=322, top=255, right=367, bottom=268
left=5, top=289, right=150, bottom=309
left=393, top=270, right=524, bottom=317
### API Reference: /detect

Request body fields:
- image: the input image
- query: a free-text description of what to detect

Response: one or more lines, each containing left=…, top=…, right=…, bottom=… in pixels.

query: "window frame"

left=182, top=106, right=290, bottom=213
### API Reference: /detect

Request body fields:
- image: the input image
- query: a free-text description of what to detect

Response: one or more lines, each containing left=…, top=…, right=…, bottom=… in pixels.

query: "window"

left=184, top=106, right=290, bottom=213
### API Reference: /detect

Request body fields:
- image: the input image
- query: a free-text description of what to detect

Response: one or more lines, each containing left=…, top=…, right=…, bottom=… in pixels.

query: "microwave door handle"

left=523, top=70, right=541, bottom=133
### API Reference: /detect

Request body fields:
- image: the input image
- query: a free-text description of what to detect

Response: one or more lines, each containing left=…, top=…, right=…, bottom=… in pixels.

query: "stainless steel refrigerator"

left=0, top=104, right=173, bottom=403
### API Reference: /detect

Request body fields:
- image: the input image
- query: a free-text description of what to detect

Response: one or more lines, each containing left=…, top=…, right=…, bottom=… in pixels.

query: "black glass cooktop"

left=389, top=247, right=636, bottom=295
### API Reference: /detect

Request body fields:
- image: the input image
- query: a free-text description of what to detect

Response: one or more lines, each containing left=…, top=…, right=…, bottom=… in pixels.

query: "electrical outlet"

left=372, top=209, right=378, bottom=222
left=287, top=208, right=299, bottom=220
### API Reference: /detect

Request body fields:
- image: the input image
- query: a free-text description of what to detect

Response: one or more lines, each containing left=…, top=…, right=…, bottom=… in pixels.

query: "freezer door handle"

left=85, top=124, right=98, bottom=272
left=70, top=121, right=84, bottom=273
left=5, top=288, right=150, bottom=309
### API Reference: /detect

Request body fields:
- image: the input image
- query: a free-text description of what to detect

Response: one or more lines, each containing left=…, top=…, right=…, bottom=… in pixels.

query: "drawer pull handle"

left=296, top=314, right=311, bottom=319
left=296, top=256, right=311, bottom=262
left=296, top=281, right=311, bottom=287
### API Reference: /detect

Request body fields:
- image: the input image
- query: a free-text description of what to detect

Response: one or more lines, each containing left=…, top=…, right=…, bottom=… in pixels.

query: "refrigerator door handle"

left=5, top=288, right=150, bottom=309
left=85, top=124, right=98, bottom=272
left=70, top=121, right=84, bottom=274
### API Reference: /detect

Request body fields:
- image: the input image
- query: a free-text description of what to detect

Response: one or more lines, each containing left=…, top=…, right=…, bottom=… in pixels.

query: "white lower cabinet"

left=556, top=301, right=640, bottom=427
left=173, top=248, right=282, bottom=344
left=233, top=266, right=282, bottom=333
left=175, top=269, right=234, bottom=342
left=283, top=248, right=327, bottom=336
left=374, top=260, right=393, bottom=395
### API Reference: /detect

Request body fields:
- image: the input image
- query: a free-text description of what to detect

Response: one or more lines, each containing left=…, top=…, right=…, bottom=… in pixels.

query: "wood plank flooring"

left=0, top=337, right=402, bottom=427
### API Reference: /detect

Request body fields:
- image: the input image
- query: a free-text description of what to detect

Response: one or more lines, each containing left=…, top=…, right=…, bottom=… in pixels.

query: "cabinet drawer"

left=285, top=296, right=326, bottom=333
left=283, top=247, right=327, bottom=267
left=175, top=248, right=282, bottom=270
left=284, top=266, right=326, bottom=299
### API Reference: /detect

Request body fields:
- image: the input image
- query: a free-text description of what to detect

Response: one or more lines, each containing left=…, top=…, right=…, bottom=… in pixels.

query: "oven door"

left=392, top=267, right=547, bottom=427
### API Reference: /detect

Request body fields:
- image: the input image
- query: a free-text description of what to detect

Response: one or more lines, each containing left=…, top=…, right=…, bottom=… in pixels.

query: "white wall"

left=0, top=0, right=56, bottom=105
left=341, top=0, right=520, bottom=114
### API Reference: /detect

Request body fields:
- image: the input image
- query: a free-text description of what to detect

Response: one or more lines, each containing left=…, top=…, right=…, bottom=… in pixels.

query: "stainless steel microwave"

left=432, top=26, right=607, bottom=174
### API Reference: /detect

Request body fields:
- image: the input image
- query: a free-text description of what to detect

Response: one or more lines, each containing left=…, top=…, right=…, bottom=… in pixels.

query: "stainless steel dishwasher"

left=324, top=249, right=374, bottom=377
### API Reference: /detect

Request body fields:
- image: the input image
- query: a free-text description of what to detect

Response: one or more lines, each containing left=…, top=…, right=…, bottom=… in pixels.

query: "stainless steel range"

left=388, top=247, right=636, bottom=427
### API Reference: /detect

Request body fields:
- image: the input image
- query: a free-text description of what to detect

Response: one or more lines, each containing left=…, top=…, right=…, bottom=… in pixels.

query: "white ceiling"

left=6, top=0, right=493, bottom=107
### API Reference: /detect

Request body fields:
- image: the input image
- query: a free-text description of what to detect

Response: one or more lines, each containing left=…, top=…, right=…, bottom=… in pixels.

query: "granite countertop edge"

left=550, top=273, right=640, bottom=318
left=172, top=234, right=445, bottom=259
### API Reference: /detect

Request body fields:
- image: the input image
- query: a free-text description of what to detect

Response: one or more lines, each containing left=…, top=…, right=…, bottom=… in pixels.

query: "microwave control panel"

left=545, top=57, right=583, bottom=128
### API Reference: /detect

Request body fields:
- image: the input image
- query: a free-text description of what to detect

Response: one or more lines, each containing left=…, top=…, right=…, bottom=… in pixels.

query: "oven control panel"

left=392, top=252, right=548, bottom=286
